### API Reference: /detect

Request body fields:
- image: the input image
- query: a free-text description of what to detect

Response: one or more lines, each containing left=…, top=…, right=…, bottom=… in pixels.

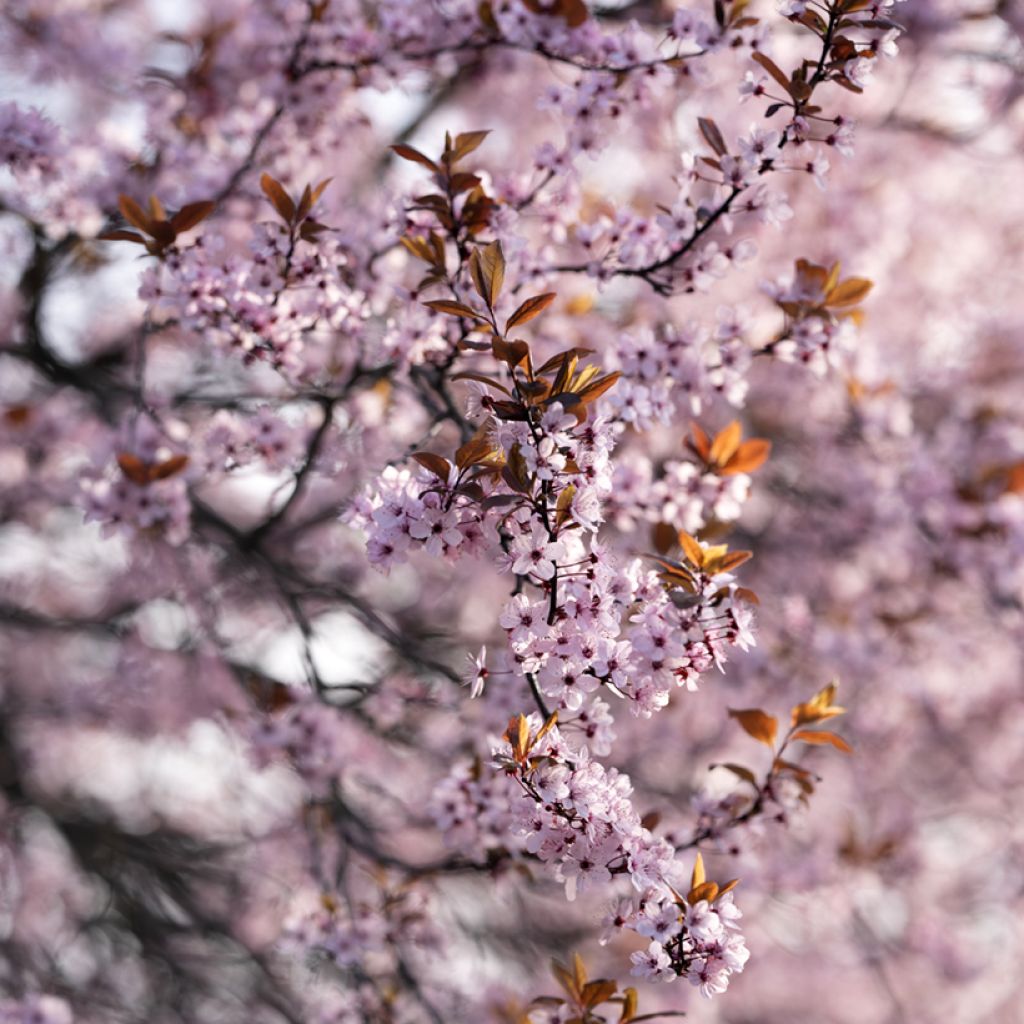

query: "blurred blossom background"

left=1, top=1, right=1023, bottom=1023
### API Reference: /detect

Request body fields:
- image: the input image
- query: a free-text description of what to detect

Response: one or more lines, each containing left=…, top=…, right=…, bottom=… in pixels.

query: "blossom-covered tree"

left=2, top=1, right=1023, bottom=1022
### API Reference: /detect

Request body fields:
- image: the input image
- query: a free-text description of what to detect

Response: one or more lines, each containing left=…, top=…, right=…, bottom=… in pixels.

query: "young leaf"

left=728, top=707, right=778, bottom=747
left=752, top=51, right=795, bottom=97
left=691, top=851, right=706, bottom=890
left=506, top=292, right=556, bottom=331
left=456, top=426, right=499, bottom=469
left=688, top=880, right=720, bottom=904
left=572, top=953, right=587, bottom=994
left=792, top=730, right=853, bottom=753
left=709, top=420, right=742, bottom=466
left=390, top=144, right=438, bottom=172
left=471, top=240, right=505, bottom=307
left=97, top=229, right=147, bottom=245
left=450, top=130, right=491, bottom=163
left=581, top=979, right=618, bottom=1009
left=619, top=988, right=638, bottom=1024
left=260, top=173, right=295, bottom=223
left=688, top=420, right=712, bottom=461
left=491, top=336, right=530, bottom=370
left=651, top=521, right=677, bottom=555
left=722, top=438, right=771, bottom=475
left=698, top=117, right=729, bottom=157
left=826, top=277, right=873, bottom=308
left=555, top=484, right=576, bottom=529
left=169, top=200, right=216, bottom=234
left=575, top=371, right=620, bottom=405
left=411, top=452, right=453, bottom=482
left=150, top=454, right=189, bottom=480
left=423, top=299, right=486, bottom=320
left=116, top=453, right=149, bottom=485
left=678, top=531, right=704, bottom=568
left=118, top=195, right=152, bottom=234
left=791, top=680, right=847, bottom=725
left=713, top=549, right=753, bottom=574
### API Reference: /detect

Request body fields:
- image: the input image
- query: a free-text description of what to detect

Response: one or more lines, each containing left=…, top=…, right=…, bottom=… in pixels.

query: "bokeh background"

left=2, top=2, right=1023, bottom=1023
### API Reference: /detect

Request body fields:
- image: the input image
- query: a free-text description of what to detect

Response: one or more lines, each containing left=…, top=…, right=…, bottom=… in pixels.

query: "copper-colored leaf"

left=688, top=420, right=712, bottom=462
left=581, top=979, right=617, bottom=1009
left=571, top=953, right=588, bottom=995
left=296, top=183, right=314, bottom=223
left=116, top=453, right=149, bottom=485
left=450, top=130, right=491, bottom=164
left=491, top=335, right=529, bottom=369
left=170, top=200, right=215, bottom=234
left=455, top=426, right=498, bottom=469
left=824, top=260, right=842, bottom=295
left=550, top=959, right=576, bottom=999
left=791, top=680, right=846, bottom=725
left=716, top=878, right=741, bottom=899
left=535, top=710, right=559, bottom=743
left=390, top=144, right=438, bottom=172
left=299, top=220, right=330, bottom=241
left=792, top=729, right=853, bottom=754
left=575, top=371, right=620, bottom=405
left=678, top=531, right=704, bottom=568
left=619, top=988, right=638, bottom=1024
left=697, top=117, right=728, bottom=157
left=411, top=451, right=453, bottom=482
left=713, top=549, right=752, bottom=574
left=709, top=420, right=743, bottom=466
left=97, top=229, right=147, bottom=245
left=688, top=880, right=720, bottom=904
left=310, top=177, right=332, bottom=205
left=535, top=347, right=595, bottom=376
left=491, top=399, right=529, bottom=422
left=149, top=221, right=175, bottom=248
left=118, top=195, right=152, bottom=234
left=826, top=277, right=873, bottom=308
left=555, top=484, right=576, bottom=529
left=722, top=438, right=771, bottom=475
left=423, top=299, right=485, bottom=320
left=506, top=292, right=556, bottom=331
left=471, top=240, right=505, bottom=308
left=690, top=851, right=706, bottom=889
left=550, top=351, right=579, bottom=398
left=260, top=173, right=295, bottom=223
left=524, top=0, right=588, bottom=27
left=752, top=51, right=794, bottom=97
left=651, top=521, right=677, bottom=555
left=399, top=235, right=437, bottom=264
left=151, top=454, right=189, bottom=480
left=728, top=707, right=778, bottom=747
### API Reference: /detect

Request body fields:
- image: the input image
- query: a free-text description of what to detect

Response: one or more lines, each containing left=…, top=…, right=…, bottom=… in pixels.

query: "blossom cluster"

left=0, top=102, right=64, bottom=181
left=140, top=219, right=362, bottom=378
left=495, top=713, right=749, bottom=997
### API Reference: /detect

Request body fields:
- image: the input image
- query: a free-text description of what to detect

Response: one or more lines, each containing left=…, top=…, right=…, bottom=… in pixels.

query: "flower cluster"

left=81, top=423, right=192, bottom=546
left=0, top=102, right=64, bottom=180
left=762, top=258, right=873, bottom=374
left=249, top=694, right=347, bottom=793
left=495, top=714, right=749, bottom=996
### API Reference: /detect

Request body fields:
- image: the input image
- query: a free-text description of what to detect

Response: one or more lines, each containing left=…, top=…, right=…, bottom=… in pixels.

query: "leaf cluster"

left=99, top=195, right=215, bottom=255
